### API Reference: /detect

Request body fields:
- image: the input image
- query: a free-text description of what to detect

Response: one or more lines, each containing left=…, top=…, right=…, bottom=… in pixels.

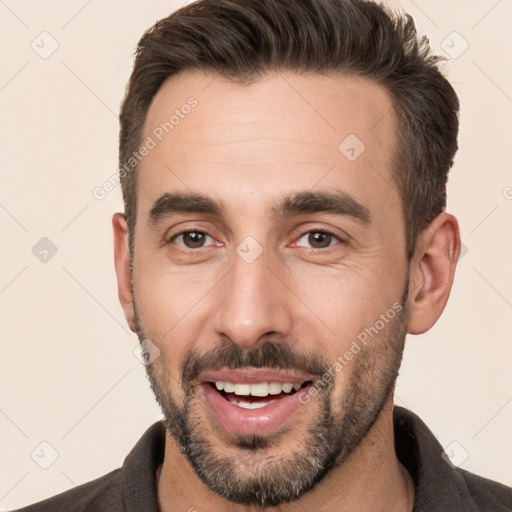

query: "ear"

left=112, top=212, right=136, bottom=332
left=407, top=212, right=461, bottom=335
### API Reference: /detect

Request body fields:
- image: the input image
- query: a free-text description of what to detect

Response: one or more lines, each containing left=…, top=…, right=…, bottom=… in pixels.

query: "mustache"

left=181, top=338, right=330, bottom=390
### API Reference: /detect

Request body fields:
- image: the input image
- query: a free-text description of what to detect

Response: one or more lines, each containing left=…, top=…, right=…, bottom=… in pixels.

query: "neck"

left=157, top=399, right=415, bottom=512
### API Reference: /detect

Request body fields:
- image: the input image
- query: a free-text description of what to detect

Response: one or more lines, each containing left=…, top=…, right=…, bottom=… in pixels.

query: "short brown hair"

left=119, top=0, right=459, bottom=260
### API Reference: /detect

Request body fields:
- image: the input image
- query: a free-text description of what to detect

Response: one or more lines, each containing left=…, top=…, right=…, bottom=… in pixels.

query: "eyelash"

left=168, top=228, right=216, bottom=249
left=294, top=229, right=344, bottom=250
left=167, top=228, right=345, bottom=251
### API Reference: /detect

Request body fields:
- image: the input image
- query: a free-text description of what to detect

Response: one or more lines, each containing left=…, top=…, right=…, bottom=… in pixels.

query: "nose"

left=212, top=247, right=293, bottom=349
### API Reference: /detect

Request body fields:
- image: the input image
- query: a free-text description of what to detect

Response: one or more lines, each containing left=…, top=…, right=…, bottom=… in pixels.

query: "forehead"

left=137, top=70, right=400, bottom=221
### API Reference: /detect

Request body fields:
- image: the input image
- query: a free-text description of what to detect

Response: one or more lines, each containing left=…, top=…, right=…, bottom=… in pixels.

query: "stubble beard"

left=133, top=285, right=409, bottom=508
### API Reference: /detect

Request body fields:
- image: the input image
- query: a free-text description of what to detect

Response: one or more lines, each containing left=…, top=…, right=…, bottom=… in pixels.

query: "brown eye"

left=296, top=231, right=338, bottom=249
left=308, top=232, right=332, bottom=248
left=173, top=231, right=211, bottom=248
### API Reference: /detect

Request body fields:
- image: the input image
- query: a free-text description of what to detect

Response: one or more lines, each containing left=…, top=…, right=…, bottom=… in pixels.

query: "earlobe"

left=407, top=213, right=461, bottom=335
left=112, top=212, right=136, bottom=332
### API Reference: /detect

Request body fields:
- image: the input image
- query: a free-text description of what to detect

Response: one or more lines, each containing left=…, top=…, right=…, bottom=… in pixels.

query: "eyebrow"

left=272, top=190, right=371, bottom=225
left=148, top=192, right=222, bottom=225
left=148, top=190, right=371, bottom=226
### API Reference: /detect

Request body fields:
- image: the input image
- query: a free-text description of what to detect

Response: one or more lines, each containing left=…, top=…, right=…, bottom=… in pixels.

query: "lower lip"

left=201, top=383, right=307, bottom=436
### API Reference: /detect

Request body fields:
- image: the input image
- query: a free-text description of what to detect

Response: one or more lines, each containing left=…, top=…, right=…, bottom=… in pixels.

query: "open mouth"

left=199, top=369, right=316, bottom=435
left=209, top=380, right=312, bottom=410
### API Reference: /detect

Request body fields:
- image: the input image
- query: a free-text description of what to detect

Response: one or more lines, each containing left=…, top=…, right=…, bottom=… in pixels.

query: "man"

left=17, top=0, right=511, bottom=510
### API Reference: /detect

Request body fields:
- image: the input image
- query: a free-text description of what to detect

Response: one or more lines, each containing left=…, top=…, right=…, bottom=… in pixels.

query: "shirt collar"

left=119, top=407, right=479, bottom=511
left=393, top=406, right=478, bottom=511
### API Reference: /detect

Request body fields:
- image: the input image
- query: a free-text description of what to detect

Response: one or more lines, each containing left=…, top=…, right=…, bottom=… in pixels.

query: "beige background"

left=1, top=0, right=511, bottom=509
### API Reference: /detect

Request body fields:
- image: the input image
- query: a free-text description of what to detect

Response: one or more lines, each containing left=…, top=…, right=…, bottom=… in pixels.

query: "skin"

left=113, top=70, right=460, bottom=511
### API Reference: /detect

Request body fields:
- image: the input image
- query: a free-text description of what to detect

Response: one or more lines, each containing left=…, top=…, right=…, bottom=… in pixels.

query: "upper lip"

left=199, top=368, right=315, bottom=385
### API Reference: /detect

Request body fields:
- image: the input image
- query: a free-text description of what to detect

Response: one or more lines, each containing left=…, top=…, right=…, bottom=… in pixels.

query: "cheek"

left=287, top=264, right=397, bottom=342
left=284, top=264, right=406, bottom=402
left=134, top=257, right=215, bottom=329
left=134, top=261, right=236, bottom=364
left=133, top=269, right=213, bottom=380
left=323, top=308, right=405, bottom=407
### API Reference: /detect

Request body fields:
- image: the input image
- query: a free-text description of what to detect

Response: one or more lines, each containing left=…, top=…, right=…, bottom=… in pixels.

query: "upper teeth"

left=215, top=381, right=301, bottom=396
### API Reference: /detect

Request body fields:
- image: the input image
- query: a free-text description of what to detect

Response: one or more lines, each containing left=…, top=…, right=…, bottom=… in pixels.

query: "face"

left=129, top=71, right=410, bottom=507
